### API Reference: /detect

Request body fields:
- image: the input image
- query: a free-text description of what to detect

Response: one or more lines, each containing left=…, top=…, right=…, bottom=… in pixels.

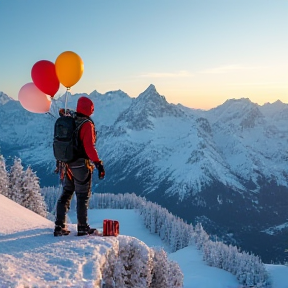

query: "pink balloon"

left=18, top=82, right=51, bottom=113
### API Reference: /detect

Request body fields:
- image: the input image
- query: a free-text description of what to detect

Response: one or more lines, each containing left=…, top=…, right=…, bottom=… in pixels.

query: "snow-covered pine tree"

left=212, top=241, right=226, bottom=269
left=236, top=251, right=250, bottom=285
left=113, top=236, right=154, bottom=288
left=170, top=220, right=180, bottom=252
left=144, top=203, right=152, bottom=230
left=194, top=222, right=209, bottom=249
left=41, top=185, right=62, bottom=213
left=175, top=218, right=185, bottom=250
left=202, top=239, right=269, bottom=286
left=155, top=206, right=163, bottom=234
left=167, top=259, right=184, bottom=288
left=0, top=154, right=9, bottom=197
left=21, top=166, right=47, bottom=217
left=202, top=240, right=213, bottom=266
left=8, top=157, right=25, bottom=204
left=163, top=214, right=173, bottom=245
left=150, top=205, right=157, bottom=234
left=101, top=240, right=119, bottom=288
left=150, top=248, right=170, bottom=288
left=223, top=244, right=238, bottom=274
left=182, top=220, right=194, bottom=247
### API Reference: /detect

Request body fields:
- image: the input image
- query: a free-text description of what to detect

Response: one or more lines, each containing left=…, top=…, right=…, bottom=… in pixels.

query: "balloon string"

left=64, top=88, right=70, bottom=114
left=46, top=112, right=56, bottom=118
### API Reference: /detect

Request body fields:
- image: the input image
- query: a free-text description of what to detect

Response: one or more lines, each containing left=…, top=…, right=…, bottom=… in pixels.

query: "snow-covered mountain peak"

left=207, top=98, right=264, bottom=128
left=0, top=92, right=13, bottom=105
left=259, top=100, right=288, bottom=119
left=137, top=84, right=166, bottom=103
left=141, top=83, right=157, bottom=94
left=212, top=98, right=257, bottom=114
left=88, top=90, right=102, bottom=98
left=262, top=99, right=284, bottom=108
left=102, top=90, right=131, bottom=100
left=136, top=84, right=186, bottom=118
left=113, top=85, right=186, bottom=130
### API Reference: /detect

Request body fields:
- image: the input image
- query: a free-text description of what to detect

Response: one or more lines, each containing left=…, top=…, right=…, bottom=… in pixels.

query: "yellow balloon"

left=55, top=51, right=84, bottom=88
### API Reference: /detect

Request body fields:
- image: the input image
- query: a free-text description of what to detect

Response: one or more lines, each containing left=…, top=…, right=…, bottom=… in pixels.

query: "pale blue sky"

left=1, top=0, right=287, bottom=109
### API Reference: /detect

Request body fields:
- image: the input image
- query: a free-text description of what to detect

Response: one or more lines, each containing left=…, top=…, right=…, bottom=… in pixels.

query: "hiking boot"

left=77, top=224, right=98, bottom=236
left=54, top=225, right=70, bottom=236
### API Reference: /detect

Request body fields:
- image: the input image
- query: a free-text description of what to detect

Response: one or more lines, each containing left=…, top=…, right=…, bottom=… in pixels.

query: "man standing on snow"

left=54, top=96, right=105, bottom=236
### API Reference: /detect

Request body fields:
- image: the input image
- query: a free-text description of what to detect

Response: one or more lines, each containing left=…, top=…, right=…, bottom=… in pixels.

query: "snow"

left=69, top=208, right=166, bottom=250
left=262, top=222, right=288, bottom=235
left=169, top=246, right=239, bottom=288
left=1, top=194, right=287, bottom=288
left=2, top=90, right=288, bottom=198
left=265, top=265, right=288, bottom=288
left=0, top=193, right=52, bottom=235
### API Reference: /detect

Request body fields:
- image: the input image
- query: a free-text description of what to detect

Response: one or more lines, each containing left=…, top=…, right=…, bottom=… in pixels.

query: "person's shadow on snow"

left=0, top=228, right=79, bottom=254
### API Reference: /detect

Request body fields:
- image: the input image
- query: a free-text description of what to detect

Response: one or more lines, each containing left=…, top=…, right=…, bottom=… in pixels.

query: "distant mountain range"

left=1, top=86, right=288, bottom=263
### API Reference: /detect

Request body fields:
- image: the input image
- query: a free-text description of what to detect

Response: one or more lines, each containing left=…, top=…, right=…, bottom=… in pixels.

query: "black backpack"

left=53, top=114, right=90, bottom=163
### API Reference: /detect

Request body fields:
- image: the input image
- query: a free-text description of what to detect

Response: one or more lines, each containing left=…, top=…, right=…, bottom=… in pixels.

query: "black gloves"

left=94, top=160, right=105, bottom=179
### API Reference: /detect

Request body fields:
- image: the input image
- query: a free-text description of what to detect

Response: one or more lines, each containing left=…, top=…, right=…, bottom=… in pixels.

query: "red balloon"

left=31, top=60, right=60, bottom=97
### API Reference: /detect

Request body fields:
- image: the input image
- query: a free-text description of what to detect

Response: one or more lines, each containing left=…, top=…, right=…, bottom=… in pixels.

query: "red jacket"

left=79, top=121, right=100, bottom=163
left=76, top=96, right=100, bottom=163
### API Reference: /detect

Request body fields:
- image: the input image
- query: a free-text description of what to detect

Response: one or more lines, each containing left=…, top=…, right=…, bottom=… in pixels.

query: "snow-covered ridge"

left=1, top=192, right=287, bottom=288
left=1, top=86, right=288, bottom=263
left=1, top=87, right=287, bottom=194
left=0, top=195, right=183, bottom=288
left=0, top=92, right=12, bottom=105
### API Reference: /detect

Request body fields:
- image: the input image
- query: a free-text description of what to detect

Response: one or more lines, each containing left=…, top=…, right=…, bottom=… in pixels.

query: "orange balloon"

left=55, top=51, right=84, bottom=88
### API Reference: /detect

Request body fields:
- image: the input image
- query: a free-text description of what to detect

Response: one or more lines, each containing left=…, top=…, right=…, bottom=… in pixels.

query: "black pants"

left=55, top=158, right=92, bottom=227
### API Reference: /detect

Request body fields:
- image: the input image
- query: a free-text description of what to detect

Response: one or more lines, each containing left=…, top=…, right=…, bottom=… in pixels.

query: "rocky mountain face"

left=1, top=85, right=288, bottom=263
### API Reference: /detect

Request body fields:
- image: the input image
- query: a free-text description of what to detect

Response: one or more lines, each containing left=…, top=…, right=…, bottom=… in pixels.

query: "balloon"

left=18, top=82, right=51, bottom=113
left=55, top=51, right=84, bottom=88
left=31, top=60, right=60, bottom=97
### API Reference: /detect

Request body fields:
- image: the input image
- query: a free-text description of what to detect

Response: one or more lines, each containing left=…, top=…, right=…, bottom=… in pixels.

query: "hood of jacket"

left=76, top=96, right=94, bottom=117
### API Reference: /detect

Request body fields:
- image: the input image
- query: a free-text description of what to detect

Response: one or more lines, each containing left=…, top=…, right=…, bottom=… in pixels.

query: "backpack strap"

left=75, top=118, right=91, bottom=133
left=74, top=118, right=91, bottom=144
left=74, top=117, right=97, bottom=151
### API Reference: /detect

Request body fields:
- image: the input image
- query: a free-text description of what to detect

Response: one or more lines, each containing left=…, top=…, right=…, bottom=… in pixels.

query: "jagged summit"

left=137, top=84, right=164, bottom=101
left=209, top=98, right=256, bottom=116
left=89, top=90, right=101, bottom=98
left=142, top=84, right=157, bottom=94
left=262, top=99, right=284, bottom=106
left=259, top=100, right=288, bottom=120
left=0, top=92, right=13, bottom=105
left=207, top=97, right=264, bottom=127
left=259, top=100, right=287, bottom=115
left=218, top=98, right=255, bottom=110
left=103, top=89, right=130, bottom=99
left=113, top=84, right=184, bottom=130
left=88, top=90, right=131, bottom=102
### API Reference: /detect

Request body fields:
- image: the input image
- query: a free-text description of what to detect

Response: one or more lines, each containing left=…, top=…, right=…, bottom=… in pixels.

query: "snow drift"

left=0, top=195, right=182, bottom=288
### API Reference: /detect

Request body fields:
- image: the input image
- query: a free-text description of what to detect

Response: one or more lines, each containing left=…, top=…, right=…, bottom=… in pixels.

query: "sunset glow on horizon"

left=0, top=0, right=287, bottom=110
